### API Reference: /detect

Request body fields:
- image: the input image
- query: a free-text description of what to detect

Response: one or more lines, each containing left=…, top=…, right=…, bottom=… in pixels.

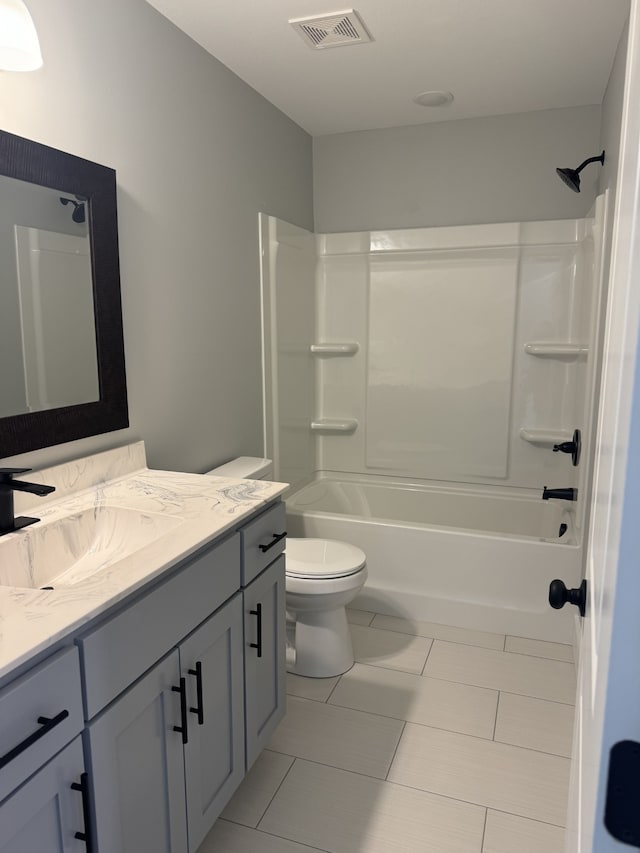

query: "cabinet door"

left=85, top=650, right=187, bottom=853
left=244, top=556, right=286, bottom=769
left=181, top=594, right=245, bottom=852
left=0, top=736, right=87, bottom=853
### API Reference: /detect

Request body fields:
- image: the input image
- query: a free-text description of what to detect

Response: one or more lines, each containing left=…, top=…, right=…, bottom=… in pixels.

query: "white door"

left=566, top=2, right=640, bottom=849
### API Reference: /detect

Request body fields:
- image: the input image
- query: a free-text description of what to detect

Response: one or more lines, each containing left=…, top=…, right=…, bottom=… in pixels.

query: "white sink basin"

left=0, top=506, right=184, bottom=590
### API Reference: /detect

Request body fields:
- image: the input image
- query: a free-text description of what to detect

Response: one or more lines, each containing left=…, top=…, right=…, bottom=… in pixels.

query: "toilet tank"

left=205, top=456, right=273, bottom=480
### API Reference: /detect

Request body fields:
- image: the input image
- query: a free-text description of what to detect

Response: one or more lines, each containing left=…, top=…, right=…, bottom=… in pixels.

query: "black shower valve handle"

left=552, top=429, right=581, bottom=467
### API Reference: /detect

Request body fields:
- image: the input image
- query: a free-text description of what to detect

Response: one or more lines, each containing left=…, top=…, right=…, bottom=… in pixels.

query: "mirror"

left=0, top=130, right=128, bottom=457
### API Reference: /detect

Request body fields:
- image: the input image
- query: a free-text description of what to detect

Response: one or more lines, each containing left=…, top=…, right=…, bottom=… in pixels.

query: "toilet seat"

left=285, top=538, right=366, bottom=579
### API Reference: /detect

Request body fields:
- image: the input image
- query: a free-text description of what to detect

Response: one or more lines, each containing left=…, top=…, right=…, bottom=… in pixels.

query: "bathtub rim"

left=285, top=471, right=579, bottom=547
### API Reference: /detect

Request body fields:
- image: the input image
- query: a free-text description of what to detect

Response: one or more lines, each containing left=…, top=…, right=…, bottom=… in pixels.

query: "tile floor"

left=199, top=609, right=576, bottom=853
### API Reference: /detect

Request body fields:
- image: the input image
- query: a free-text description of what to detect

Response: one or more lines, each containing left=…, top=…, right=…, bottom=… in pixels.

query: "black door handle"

left=250, top=602, right=263, bottom=658
left=188, top=661, right=204, bottom=726
left=0, top=709, right=69, bottom=770
left=70, top=772, right=94, bottom=852
left=258, top=531, right=287, bottom=553
left=549, top=578, right=587, bottom=617
left=172, top=678, right=188, bottom=744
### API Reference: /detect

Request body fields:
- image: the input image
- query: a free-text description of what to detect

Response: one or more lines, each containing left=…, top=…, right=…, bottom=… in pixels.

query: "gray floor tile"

left=350, top=623, right=433, bottom=674
left=268, top=695, right=404, bottom=778
left=199, top=819, right=329, bottom=852
left=494, top=693, right=574, bottom=757
left=286, top=672, right=340, bottom=702
left=371, top=614, right=505, bottom=650
left=260, top=758, right=486, bottom=853
left=483, top=810, right=565, bottom=852
left=423, top=640, right=576, bottom=703
left=221, top=750, right=294, bottom=827
left=329, top=662, right=498, bottom=738
left=388, top=723, right=570, bottom=826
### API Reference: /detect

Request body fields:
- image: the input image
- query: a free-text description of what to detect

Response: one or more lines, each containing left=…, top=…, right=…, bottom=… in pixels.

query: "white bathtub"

left=286, top=475, right=582, bottom=643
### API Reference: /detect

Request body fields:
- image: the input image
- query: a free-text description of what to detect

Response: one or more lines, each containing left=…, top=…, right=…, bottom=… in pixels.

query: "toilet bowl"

left=204, top=458, right=367, bottom=678
left=285, top=538, right=367, bottom=678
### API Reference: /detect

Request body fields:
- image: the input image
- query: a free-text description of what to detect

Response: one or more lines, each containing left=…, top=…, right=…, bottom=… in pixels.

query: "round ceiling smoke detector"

left=413, top=91, right=454, bottom=107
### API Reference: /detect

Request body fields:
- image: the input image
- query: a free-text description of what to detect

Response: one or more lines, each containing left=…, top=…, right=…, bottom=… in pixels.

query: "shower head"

left=555, top=151, right=605, bottom=193
left=60, top=196, right=86, bottom=224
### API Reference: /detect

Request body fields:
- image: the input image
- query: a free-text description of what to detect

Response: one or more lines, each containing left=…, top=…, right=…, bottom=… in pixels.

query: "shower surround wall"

left=261, top=209, right=606, bottom=638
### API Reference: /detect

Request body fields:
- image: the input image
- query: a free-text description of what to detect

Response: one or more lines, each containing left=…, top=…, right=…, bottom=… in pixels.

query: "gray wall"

left=313, top=106, right=602, bottom=233
left=0, top=0, right=313, bottom=473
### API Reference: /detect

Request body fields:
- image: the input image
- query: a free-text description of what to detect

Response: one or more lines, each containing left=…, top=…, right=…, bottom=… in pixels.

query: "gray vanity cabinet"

left=243, top=555, right=286, bottom=769
left=0, top=736, right=87, bottom=853
left=181, top=594, right=245, bottom=852
left=85, top=649, right=188, bottom=853
left=85, top=594, right=245, bottom=853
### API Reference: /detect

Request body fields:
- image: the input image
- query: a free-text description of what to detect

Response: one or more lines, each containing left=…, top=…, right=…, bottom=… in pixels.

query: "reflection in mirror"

left=0, top=129, right=128, bottom=457
left=0, top=175, right=99, bottom=417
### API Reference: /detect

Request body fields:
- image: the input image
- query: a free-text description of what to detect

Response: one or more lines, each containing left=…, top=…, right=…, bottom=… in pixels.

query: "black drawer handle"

left=71, top=772, right=94, bottom=852
left=258, top=531, right=287, bottom=553
left=250, top=602, right=263, bottom=658
left=188, top=661, right=204, bottom=726
left=172, top=678, right=188, bottom=744
left=0, top=709, right=69, bottom=770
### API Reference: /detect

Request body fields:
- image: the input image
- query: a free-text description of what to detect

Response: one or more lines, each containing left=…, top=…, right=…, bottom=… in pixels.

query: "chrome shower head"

left=556, top=151, right=605, bottom=193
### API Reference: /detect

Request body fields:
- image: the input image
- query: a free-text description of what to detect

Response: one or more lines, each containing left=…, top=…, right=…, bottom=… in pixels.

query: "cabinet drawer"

left=240, top=501, right=286, bottom=586
left=0, top=647, right=83, bottom=803
left=79, top=533, right=241, bottom=719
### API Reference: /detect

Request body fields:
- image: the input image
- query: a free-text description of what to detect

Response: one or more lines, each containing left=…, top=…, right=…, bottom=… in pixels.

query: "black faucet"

left=0, top=468, right=55, bottom=537
left=542, top=486, right=578, bottom=501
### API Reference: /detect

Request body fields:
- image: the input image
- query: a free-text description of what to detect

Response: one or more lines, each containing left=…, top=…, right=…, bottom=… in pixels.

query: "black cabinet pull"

left=250, top=602, right=263, bottom=658
left=258, top=531, right=287, bottom=553
left=0, top=709, right=69, bottom=770
left=70, top=772, right=94, bottom=852
left=188, top=661, right=204, bottom=726
left=172, top=678, right=188, bottom=744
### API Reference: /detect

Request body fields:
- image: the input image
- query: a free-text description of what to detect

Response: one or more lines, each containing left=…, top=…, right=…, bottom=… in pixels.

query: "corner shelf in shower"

left=519, top=428, right=573, bottom=446
left=310, top=342, right=359, bottom=356
left=310, top=419, right=358, bottom=434
left=524, top=342, right=589, bottom=359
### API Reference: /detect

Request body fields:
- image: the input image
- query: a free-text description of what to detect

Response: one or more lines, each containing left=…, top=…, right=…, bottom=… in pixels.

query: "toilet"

left=205, top=457, right=367, bottom=678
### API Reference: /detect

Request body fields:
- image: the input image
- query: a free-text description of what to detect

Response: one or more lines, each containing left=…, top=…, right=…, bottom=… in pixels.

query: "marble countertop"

left=0, top=443, right=287, bottom=681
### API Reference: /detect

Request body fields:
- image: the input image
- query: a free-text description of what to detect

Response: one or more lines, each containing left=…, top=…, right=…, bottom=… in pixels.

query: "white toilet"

left=205, top=457, right=367, bottom=678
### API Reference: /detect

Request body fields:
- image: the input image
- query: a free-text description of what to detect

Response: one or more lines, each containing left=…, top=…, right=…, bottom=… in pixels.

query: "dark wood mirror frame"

left=0, top=130, right=128, bottom=458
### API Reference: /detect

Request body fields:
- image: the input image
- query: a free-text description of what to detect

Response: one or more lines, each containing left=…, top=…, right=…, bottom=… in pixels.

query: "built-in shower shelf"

left=524, top=342, right=589, bottom=359
left=310, top=419, right=358, bottom=434
left=519, top=428, right=573, bottom=446
left=310, top=342, right=359, bottom=356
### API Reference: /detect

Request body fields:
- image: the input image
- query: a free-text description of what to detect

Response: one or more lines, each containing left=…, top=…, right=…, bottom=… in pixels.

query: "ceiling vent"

left=290, top=10, right=372, bottom=50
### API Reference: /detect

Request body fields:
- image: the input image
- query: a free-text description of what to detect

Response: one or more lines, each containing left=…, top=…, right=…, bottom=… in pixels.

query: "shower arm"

left=574, top=153, right=605, bottom=174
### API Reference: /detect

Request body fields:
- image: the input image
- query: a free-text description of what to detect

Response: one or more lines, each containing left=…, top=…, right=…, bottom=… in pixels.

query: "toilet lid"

left=285, top=538, right=366, bottom=579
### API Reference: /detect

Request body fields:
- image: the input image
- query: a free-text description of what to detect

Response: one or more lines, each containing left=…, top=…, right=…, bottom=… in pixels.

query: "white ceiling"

left=145, top=0, right=629, bottom=137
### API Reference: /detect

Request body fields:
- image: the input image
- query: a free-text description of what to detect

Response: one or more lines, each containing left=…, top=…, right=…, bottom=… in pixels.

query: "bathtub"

left=285, top=475, right=582, bottom=643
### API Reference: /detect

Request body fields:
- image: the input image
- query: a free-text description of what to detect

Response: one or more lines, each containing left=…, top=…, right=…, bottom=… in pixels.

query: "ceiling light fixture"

left=413, top=91, right=454, bottom=107
left=0, top=0, right=43, bottom=72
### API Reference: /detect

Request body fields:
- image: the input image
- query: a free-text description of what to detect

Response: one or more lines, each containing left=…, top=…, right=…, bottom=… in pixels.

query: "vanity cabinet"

left=0, top=736, right=88, bottom=853
left=82, top=501, right=286, bottom=852
left=85, top=597, right=245, bottom=853
left=0, top=498, right=287, bottom=853
left=0, top=646, right=87, bottom=852
left=243, top=555, right=286, bottom=769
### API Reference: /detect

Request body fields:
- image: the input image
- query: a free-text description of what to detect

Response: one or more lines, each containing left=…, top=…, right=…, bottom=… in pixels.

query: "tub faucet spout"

left=542, top=487, right=578, bottom=501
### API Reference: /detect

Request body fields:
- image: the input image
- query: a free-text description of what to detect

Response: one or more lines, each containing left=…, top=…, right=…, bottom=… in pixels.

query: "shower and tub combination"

left=260, top=195, right=608, bottom=644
